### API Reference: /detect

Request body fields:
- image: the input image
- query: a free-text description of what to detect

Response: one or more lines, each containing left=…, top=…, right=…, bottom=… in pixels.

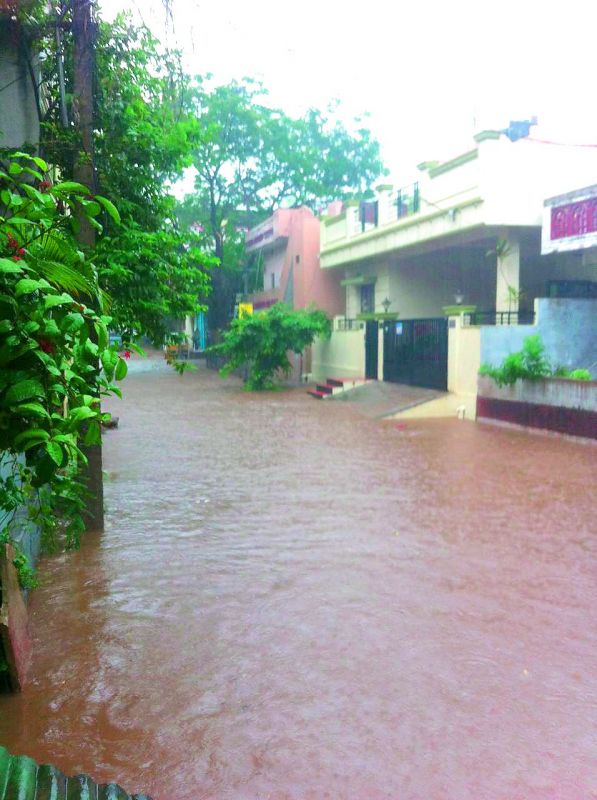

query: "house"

left=242, top=206, right=345, bottom=380
left=244, top=206, right=344, bottom=315
left=312, top=127, right=597, bottom=412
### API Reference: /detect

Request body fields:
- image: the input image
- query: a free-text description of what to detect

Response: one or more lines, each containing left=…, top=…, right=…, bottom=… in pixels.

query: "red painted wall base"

left=476, top=396, right=597, bottom=440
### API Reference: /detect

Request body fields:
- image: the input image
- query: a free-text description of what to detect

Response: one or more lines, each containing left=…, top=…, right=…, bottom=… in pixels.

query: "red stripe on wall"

left=476, top=396, right=597, bottom=440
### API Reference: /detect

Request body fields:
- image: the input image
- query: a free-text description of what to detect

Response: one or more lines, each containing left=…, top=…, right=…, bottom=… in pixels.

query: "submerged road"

left=0, top=358, right=596, bottom=799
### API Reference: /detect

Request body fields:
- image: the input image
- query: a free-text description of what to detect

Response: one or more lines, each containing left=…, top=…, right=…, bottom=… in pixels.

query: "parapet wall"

left=477, top=375, right=597, bottom=439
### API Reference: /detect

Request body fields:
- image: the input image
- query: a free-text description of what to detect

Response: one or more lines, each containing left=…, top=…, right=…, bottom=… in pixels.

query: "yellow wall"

left=311, top=329, right=365, bottom=381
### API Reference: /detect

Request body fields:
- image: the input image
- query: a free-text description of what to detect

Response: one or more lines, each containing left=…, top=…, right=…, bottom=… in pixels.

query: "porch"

left=311, top=297, right=596, bottom=418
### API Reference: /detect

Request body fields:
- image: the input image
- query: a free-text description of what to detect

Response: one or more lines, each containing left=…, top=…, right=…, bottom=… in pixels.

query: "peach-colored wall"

left=247, top=207, right=345, bottom=317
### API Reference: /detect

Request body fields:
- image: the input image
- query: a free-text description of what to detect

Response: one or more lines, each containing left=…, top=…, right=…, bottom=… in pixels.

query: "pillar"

left=495, top=234, right=520, bottom=313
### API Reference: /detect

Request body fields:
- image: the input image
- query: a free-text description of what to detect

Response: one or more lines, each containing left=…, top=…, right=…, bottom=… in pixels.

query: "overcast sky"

left=99, top=0, right=597, bottom=191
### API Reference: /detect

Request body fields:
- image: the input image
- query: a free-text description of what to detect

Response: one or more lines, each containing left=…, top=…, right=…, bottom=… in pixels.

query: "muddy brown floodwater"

left=1, top=358, right=596, bottom=799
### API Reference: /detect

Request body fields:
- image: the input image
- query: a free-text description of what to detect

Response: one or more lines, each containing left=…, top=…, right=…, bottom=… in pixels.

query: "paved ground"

left=329, top=379, right=442, bottom=418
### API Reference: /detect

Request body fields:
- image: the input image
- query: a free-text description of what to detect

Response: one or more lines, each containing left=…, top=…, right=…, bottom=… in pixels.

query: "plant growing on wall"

left=211, top=302, right=331, bottom=390
left=479, top=335, right=591, bottom=387
left=486, top=237, right=525, bottom=313
left=0, top=152, right=127, bottom=576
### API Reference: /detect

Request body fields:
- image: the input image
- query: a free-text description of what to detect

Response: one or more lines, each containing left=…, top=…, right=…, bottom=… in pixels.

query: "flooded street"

left=1, top=359, right=596, bottom=799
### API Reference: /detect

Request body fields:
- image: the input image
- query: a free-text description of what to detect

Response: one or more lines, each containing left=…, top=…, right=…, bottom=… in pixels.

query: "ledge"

left=429, top=149, right=478, bottom=178
left=357, top=312, right=400, bottom=321
left=442, top=304, right=477, bottom=316
left=340, top=275, right=377, bottom=287
left=473, top=129, right=502, bottom=143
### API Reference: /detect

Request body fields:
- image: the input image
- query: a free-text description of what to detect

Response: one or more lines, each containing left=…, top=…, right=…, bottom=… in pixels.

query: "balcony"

left=396, top=182, right=420, bottom=220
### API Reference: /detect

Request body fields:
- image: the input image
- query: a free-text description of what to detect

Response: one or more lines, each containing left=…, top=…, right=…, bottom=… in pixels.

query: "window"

left=360, top=283, right=375, bottom=313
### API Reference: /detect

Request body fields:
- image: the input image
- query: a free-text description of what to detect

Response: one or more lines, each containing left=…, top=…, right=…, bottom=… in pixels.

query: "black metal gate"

left=383, top=318, right=448, bottom=390
left=365, top=321, right=378, bottom=379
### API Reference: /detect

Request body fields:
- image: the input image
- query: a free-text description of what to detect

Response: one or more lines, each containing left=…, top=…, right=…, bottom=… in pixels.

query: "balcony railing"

left=396, top=182, right=420, bottom=219
left=463, top=310, right=536, bottom=326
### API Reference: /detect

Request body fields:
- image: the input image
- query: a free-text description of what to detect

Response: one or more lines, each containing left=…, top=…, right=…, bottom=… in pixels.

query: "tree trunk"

left=72, top=0, right=104, bottom=533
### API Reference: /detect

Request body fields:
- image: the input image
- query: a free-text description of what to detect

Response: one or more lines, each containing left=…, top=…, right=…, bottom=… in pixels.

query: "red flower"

left=39, top=180, right=52, bottom=192
left=122, top=350, right=131, bottom=360
left=7, top=235, right=18, bottom=250
left=39, top=338, right=54, bottom=354
left=12, top=255, right=21, bottom=262
left=17, top=248, right=25, bottom=256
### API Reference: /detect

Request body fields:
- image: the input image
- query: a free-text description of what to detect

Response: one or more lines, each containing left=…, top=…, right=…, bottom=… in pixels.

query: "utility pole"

left=72, top=0, right=104, bottom=532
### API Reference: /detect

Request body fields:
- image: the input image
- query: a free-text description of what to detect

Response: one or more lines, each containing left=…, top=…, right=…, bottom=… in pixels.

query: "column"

left=495, top=233, right=520, bottom=314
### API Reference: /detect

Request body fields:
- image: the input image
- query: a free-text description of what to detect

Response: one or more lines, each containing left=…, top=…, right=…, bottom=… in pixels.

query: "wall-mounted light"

left=381, top=297, right=392, bottom=313
left=454, top=291, right=464, bottom=305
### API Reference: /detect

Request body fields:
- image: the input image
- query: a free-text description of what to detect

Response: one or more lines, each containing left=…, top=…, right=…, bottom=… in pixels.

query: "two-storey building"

left=312, top=128, right=597, bottom=411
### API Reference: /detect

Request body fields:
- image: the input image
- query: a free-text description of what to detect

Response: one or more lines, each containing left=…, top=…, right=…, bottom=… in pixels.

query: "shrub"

left=211, top=303, right=331, bottom=390
left=479, top=335, right=592, bottom=387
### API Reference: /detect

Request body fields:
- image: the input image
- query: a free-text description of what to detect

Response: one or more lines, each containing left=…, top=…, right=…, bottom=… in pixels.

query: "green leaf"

left=68, top=406, right=98, bottom=423
left=61, top=312, right=85, bottom=333
left=45, top=441, right=64, bottom=466
left=0, top=258, right=24, bottom=274
left=15, top=278, right=47, bottom=296
left=81, top=200, right=101, bottom=217
left=51, top=181, right=90, bottom=195
left=95, top=321, right=108, bottom=350
left=21, top=166, right=44, bottom=182
left=31, top=156, right=48, bottom=171
left=101, top=349, right=119, bottom=380
left=5, top=217, right=35, bottom=226
left=84, top=339, right=99, bottom=357
left=14, top=428, right=50, bottom=447
left=115, top=357, right=128, bottom=380
left=44, top=293, right=75, bottom=310
left=21, top=184, right=45, bottom=203
left=95, top=195, right=121, bottom=225
left=5, top=378, right=45, bottom=404
left=83, top=421, right=101, bottom=446
left=21, top=437, right=49, bottom=452
left=16, top=402, right=50, bottom=418
left=8, top=162, right=23, bottom=176
left=42, top=319, right=61, bottom=337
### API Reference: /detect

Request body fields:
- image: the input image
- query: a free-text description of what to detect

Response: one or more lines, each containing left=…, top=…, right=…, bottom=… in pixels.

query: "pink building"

left=245, top=207, right=344, bottom=316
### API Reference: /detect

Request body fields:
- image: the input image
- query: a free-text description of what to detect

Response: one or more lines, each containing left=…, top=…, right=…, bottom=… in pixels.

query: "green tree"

left=0, top=152, right=127, bottom=566
left=181, top=78, right=386, bottom=331
left=26, top=4, right=215, bottom=344
left=212, top=303, right=331, bottom=390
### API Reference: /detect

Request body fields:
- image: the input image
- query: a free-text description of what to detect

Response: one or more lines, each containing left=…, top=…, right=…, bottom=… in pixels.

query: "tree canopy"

left=26, top=5, right=215, bottom=344
left=179, top=78, right=387, bottom=331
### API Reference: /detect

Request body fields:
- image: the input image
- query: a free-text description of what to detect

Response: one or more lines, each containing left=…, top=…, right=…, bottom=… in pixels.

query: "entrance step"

left=307, top=376, right=368, bottom=400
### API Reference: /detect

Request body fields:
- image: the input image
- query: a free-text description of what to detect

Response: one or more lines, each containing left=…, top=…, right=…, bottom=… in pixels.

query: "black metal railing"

left=396, top=182, right=420, bottom=219
left=335, top=318, right=365, bottom=332
left=463, top=310, right=536, bottom=326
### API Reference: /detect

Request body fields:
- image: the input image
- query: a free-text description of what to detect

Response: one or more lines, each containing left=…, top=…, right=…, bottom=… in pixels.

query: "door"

left=365, top=321, right=378, bottom=380
left=383, top=318, right=448, bottom=390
